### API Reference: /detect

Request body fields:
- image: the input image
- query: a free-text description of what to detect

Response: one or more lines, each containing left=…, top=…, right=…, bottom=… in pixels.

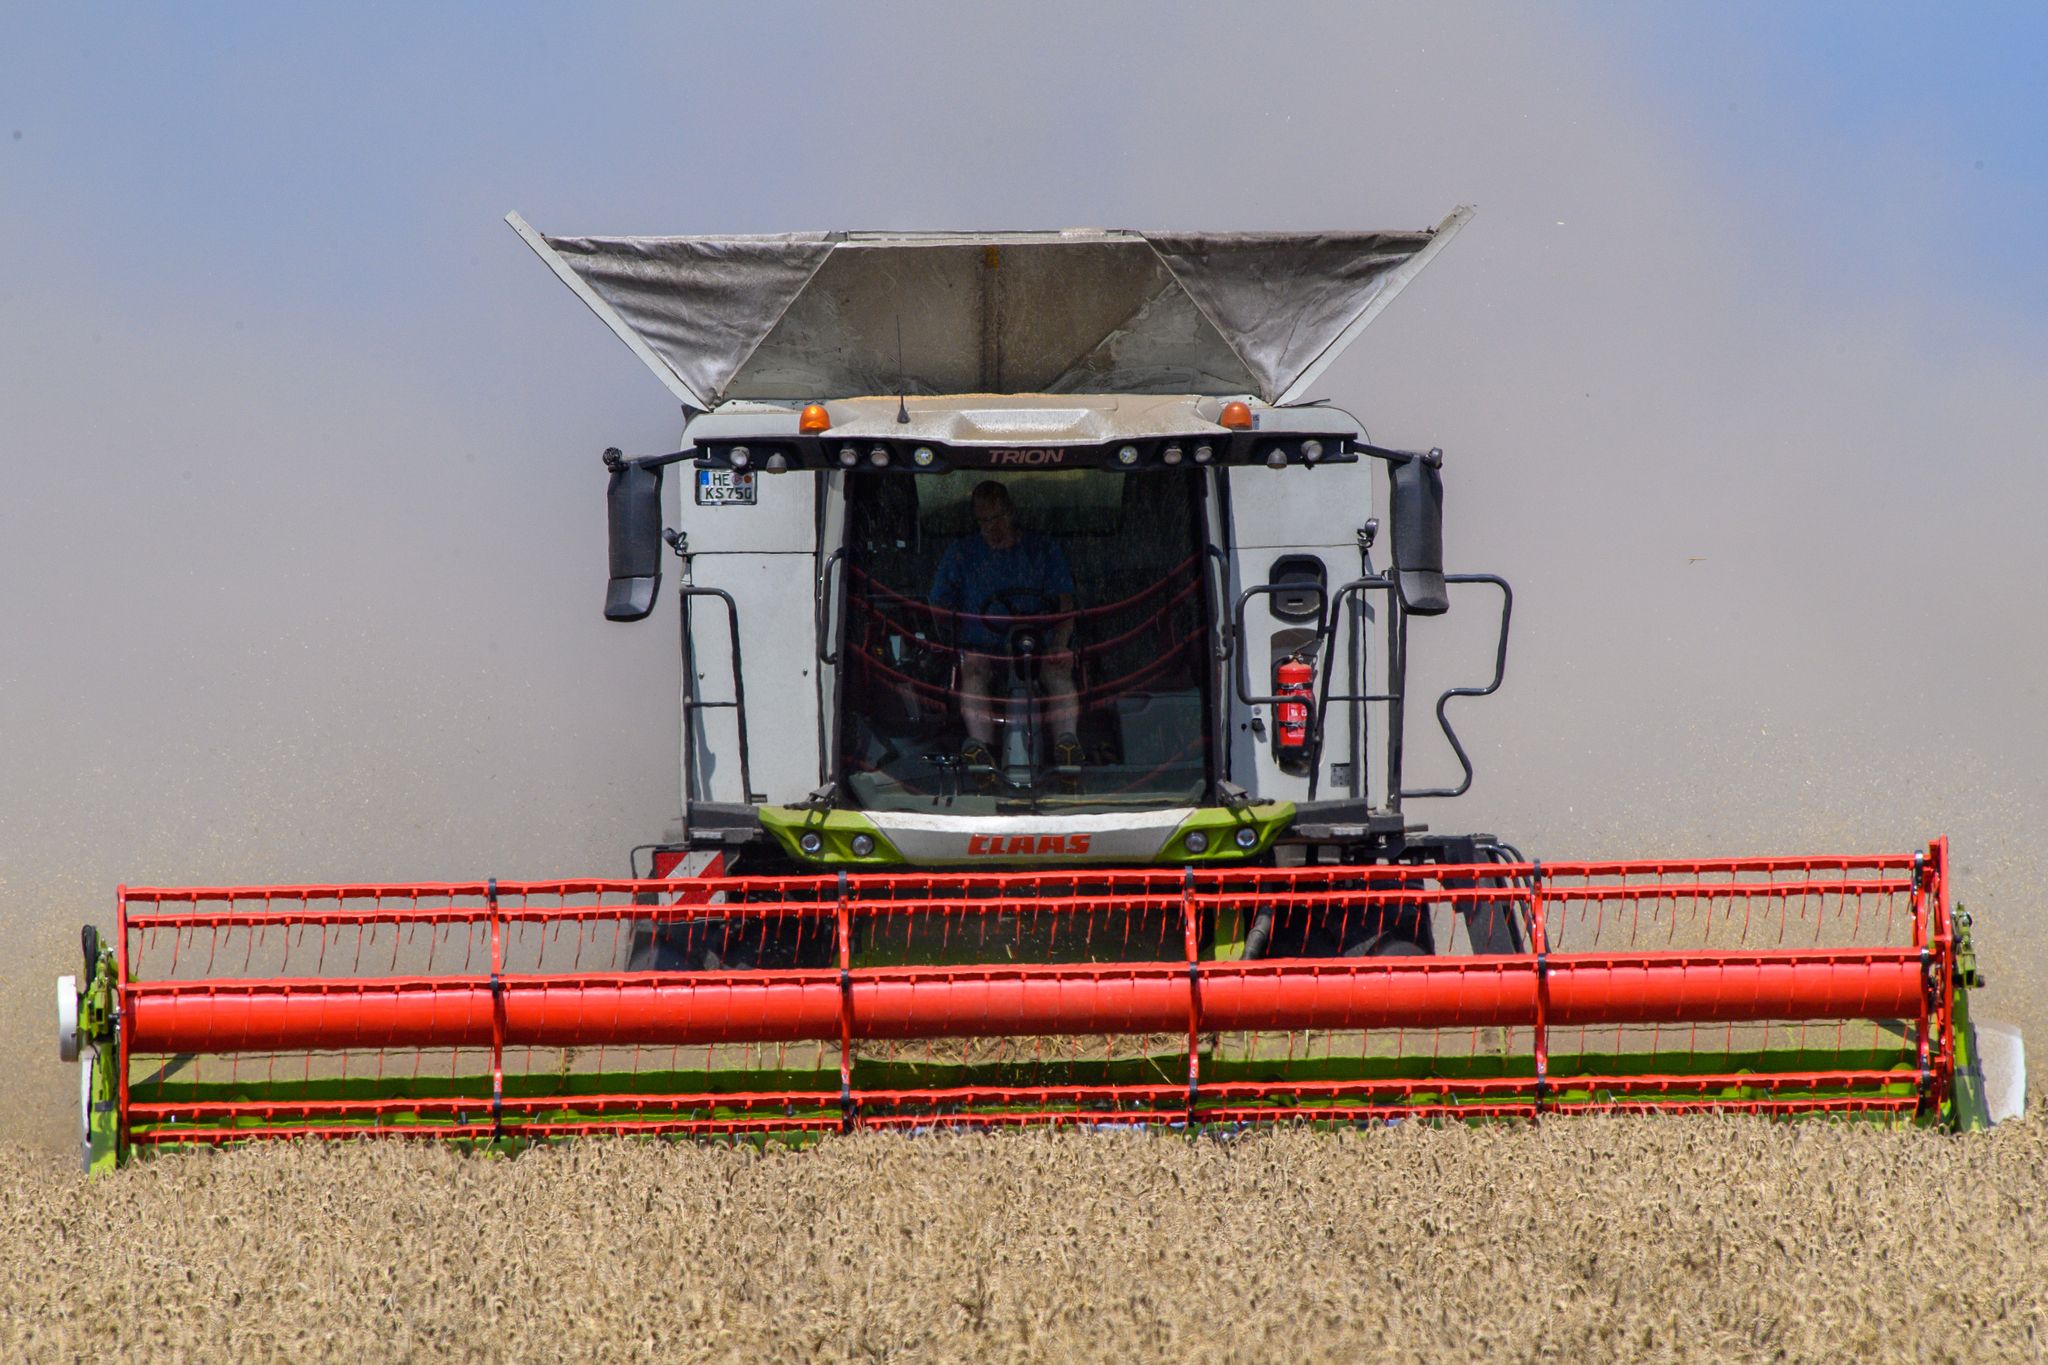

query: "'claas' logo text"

left=967, top=834, right=1093, bottom=856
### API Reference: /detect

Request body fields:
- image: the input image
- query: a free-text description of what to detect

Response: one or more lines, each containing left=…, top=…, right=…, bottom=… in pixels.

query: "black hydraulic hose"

left=1475, top=840, right=1537, bottom=953
left=1243, top=908, right=1276, bottom=961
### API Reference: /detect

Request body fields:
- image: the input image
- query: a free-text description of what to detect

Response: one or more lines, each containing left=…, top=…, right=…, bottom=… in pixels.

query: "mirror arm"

left=1350, top=442, right=1442, bottom=470
left=605, top=446, right=695, bottom=472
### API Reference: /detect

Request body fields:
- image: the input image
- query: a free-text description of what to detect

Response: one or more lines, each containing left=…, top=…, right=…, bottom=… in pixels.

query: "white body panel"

left=675, top=467, right=824, bottom=805
left=1223, top=462, right=1375, bottom=803
left=676, top=454, right=816, bottom=554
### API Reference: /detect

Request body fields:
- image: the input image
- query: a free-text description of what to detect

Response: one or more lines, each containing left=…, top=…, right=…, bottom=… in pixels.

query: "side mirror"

left=604, top=452, right=666, bottom=621
left=1388, top=449, right=1449, bottom=616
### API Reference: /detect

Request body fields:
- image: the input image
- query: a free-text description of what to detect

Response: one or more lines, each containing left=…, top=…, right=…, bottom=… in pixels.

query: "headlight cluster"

left=1183, top=826, right=1265, bottom=856
left=792, top=829, right=883, bottom=859
left=796, top=830, right=880, bottom=858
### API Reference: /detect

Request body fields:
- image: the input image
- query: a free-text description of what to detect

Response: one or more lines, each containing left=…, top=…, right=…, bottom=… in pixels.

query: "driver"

left=930, top=481, right=1083, bottom=777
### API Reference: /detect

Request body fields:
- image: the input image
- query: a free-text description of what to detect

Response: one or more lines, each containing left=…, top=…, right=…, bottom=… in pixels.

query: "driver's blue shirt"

left=930, top=531, right=1076, bottom=649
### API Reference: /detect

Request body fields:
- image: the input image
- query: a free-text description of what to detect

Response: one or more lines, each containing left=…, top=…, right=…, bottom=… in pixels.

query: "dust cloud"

left=4, top=2, right=2044, bottom=1169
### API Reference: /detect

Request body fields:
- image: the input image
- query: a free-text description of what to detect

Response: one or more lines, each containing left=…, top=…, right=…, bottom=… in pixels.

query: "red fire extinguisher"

left=1274, top=654, right=1314, bottom=754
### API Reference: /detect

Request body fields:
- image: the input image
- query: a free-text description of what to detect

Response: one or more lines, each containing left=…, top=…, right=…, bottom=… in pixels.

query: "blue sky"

left=6, top=5, right=2043, bottom=353
left=1630, top=4, right=2048, bottom=317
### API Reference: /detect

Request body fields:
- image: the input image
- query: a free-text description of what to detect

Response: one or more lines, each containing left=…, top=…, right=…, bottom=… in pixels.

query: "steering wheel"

left=973, top=590, right=1062, bottom=687
left=982, top=588, right=1064, bottom=653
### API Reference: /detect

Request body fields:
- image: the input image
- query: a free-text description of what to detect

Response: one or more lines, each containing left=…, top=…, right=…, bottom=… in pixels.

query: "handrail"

left=1307, top=573, right=1511, bottom=805
left=1309, top=577, right=1396, bottom=802
left=1398, top=574, right=1511, bottom=801
left=816, top=548, right=847, bottom=667
left=1229, top=571, right=1511, bottom=805
left=679, top=586, right=761, bottom=805
left=1231, top=581, right=1329, bottom=706
left=1202, top=544, right=1233, bottom=662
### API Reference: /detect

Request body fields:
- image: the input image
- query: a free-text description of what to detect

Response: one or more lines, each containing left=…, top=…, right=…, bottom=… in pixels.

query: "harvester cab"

left=512, top=211, right=1507, bottom=892
left=53, top=210, right=2022, bottom=1167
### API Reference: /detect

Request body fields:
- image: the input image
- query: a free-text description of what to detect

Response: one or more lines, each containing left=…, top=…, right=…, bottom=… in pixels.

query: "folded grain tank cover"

left=507, top=210, right=1472, bottom=409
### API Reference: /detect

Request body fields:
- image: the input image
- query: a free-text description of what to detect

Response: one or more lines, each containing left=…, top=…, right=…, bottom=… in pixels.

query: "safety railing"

left=1232, top=570, right=1513, bottom=805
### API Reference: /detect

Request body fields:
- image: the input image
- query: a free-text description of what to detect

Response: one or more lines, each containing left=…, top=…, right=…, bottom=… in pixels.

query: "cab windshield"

left=838, top=469, right=1212, bottom=814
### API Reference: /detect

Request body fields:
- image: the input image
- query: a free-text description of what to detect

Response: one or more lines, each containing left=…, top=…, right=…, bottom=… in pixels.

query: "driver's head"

left=971, top=481, right=1017, bottom=548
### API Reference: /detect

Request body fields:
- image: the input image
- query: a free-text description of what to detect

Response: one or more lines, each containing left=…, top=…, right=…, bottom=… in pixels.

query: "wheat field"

left=4, top=1106, right=2044, bottom=1363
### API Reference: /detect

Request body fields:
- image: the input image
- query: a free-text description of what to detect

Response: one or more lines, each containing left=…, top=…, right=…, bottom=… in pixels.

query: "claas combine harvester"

left=56, top=208, right=2027, bottom=1170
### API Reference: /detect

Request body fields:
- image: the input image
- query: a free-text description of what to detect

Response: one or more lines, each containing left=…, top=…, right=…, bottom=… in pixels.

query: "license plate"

left=695, top=468, right=757, bottom=506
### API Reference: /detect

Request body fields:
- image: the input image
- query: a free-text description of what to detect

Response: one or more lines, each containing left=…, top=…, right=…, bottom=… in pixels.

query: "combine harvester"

left=56, top=210, right=2025, bottom=1169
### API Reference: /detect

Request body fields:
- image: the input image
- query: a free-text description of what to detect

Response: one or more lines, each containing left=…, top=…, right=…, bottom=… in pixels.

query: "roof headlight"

left=1161, top=445, right=1184, bottom=465
left=764, top=451, right=790, bottom=473
left=1116, top=445, right=1140, bottom=466
left=869, top=446, right=890, bottom=467
left=912, top=446, right=936, bottom=467
left=1301, top=439, right=1324, bottom=462
left=728, top=446, right=750, bottom=470
left=1266, top=446, right=1290, bottom=469
left=838, top=446, right=860, bottom=468
left=1192, top=444, right=1214, bottom=464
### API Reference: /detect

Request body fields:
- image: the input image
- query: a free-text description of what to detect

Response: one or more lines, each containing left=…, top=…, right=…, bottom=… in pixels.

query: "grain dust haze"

left=3, top=7, right=2044, bottom=1362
